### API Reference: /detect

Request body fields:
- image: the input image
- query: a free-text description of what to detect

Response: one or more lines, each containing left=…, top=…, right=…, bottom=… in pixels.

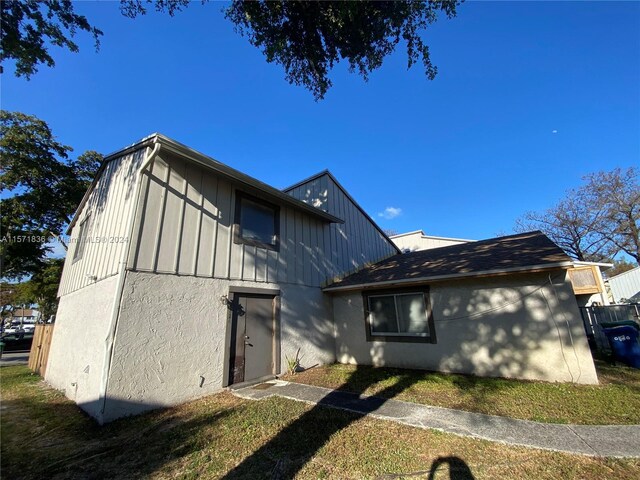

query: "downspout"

left=98, top=140, right=162, bottom=419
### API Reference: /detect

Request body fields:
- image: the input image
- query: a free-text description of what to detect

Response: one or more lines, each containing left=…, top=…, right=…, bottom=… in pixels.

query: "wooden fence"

left=28, top=324, right=55, bottom=376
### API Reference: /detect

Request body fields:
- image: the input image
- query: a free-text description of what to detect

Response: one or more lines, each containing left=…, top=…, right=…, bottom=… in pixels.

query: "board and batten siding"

left=58, top=149, right=146, bottom=296
left=284, top=172, right=398, bottom=279
left=128, top=153, right=397, bottom=287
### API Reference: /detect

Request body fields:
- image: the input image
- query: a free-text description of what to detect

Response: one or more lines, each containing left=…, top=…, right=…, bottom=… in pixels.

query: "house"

left=608, top=266, right=640, bottom=303
left=390, top=230, right=473, bottom=252
left=9, top=308, right=39, bottom=324
left=391, top=230, right=613, bottom=308
left=45, top=134, right=599, bottom=424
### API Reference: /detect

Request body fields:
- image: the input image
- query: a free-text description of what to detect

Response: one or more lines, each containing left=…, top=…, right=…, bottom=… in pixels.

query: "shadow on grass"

left=223, top=366, right=455, bottom=479
left=1, top=368, right=235, bottom=480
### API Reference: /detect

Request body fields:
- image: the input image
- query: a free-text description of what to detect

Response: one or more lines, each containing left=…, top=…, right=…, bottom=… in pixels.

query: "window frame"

left=362, top=287, right=436, bottom=344
left=72, top=214, right=91, bottom=263
left=233, top=191, right=280, bottom=251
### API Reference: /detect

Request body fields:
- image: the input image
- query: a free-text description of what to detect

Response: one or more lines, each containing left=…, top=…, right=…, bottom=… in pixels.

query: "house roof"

left=67, top=134, right=344, bottom=233
left=324, top=231, right=573, bottom=292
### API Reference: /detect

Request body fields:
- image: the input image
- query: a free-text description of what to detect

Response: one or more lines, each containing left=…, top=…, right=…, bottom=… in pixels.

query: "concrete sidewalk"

left=233, top=380, right=640, bottom=458
left=0, top=351, right=29, bottom=366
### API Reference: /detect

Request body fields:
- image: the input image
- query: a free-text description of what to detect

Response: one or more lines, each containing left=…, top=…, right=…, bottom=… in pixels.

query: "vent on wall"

left=568, top=266, right=602, bottom=295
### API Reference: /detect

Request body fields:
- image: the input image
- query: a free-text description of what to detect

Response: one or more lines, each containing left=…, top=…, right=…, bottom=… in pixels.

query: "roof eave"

left=322, top=261, right=574, bottom=293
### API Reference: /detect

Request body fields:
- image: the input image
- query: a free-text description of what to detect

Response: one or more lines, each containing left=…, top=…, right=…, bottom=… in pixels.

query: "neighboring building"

left=46, top=134, right=600, bottom=424
left=608, top=266, right=640, bottom=303
left=390, top=230, right=473, bottom=253
left=11, top=308, right=39, bottom=324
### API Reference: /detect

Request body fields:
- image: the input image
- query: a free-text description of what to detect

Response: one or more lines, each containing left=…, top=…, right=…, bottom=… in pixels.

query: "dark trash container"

left=602, top=325, right=640, bottom=369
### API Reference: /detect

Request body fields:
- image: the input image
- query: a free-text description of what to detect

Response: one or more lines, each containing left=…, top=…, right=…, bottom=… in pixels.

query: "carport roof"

left=323, top=231, right=573, bottom=292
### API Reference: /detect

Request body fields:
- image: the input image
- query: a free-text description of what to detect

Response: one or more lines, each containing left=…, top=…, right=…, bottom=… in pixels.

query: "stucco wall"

left=45, top=275, right=120, bottom=419
left=102, top=271, right=335, bottom=422
left=333, top=271, right=598, bottom=384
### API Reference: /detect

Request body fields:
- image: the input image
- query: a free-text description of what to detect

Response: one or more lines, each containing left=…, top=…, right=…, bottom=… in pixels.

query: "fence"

left=579, top=304, right=640, bottom=355
left=28, top=324, right=55, bottom=376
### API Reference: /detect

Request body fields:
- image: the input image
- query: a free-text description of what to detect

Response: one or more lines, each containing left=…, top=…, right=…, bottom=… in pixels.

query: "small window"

left=234, top=192, right=280, bottom=251
left=364, top=289, right=436, bottom=343
left=72, top=215, right=91, bottom=263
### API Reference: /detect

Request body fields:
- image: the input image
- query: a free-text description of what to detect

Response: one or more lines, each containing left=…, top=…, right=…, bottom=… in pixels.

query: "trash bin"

left=602, top=325, right=640, bottom=369
left=600, top=321, right=640, bottom=331
left=0, top=341, right=4, bottom=359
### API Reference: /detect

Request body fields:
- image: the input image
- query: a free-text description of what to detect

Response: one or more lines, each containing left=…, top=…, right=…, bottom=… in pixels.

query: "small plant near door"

left=285, top=348, right=302, bottom=375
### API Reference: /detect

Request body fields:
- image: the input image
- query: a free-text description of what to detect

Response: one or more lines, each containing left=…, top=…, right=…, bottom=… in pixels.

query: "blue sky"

left=3, top=0, right=639, bottom=242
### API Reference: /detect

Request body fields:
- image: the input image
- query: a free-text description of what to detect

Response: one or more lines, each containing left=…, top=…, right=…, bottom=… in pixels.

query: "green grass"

left=285, top=361, right=640, bottom=425
left=2, top=365, right=640, bottom=479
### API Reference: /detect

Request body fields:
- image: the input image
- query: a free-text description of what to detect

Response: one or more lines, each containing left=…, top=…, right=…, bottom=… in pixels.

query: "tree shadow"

left=376, top=456, right=475, bottom=479
left=223, top=366, right=421, bottom=479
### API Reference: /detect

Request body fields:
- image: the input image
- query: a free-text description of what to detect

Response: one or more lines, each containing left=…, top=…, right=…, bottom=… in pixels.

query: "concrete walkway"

left=233, top=380, right=640, bottom=458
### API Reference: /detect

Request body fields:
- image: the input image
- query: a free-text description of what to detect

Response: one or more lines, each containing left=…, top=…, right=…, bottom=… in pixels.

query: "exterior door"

left=229, top=294, right=276, bottom=385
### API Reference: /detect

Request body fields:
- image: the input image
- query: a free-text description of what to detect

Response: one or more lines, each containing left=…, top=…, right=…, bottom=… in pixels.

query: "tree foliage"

left=515, top=167, right=640, bottom=265
left=225, top=1, right=460, bottom=100
left=0, top=111, right=102, bottom=279
left=14, top=258, right=64, bottom=322
left=0, top=0, right=103, bottom=78
left=583, top=167, right=640, bottom=264
left=2, top=1, right=461, bottom=100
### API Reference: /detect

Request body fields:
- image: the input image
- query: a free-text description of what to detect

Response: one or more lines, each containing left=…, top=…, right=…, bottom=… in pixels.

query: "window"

left=72, top=215, right=91, bottom=263
left=363, top=289, right=436, bottom=343
left=234, top=192, right=280, bottom=250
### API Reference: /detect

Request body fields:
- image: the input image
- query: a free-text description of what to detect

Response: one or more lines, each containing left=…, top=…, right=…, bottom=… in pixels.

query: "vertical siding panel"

left=178, top=164, right=203, bottom=275
left=147, top=159, right=170, bottom=271
left=197, top=175, right=218, bottom=277
left=256, top=247, right=268, bottom=282
left=294, top=211, right=304, bottom=284
left=129, top=168, right=151, bottom=271
left=81, top=158, right=113, bottom=289
left=313, top=219, right=322, bottom=287
left=213, top=179, right=232, bottom=278
left=286, top=209, right=297, bottom=283
left=277, top=208, right=289, bottom=284
left=267, top=248, right=278, bottom=284
left=156, top=158, right=186, bottom=273
left=102, top=154, right=130, bottom=278
left=302, top=215, right=312, bottom=286
left=242, top=245, right=256, bottom=281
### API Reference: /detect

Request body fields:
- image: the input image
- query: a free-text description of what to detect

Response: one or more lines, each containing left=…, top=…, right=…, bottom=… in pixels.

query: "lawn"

left=284, top=361, right=640, bottom=425
left=2, top=366, right=640, bottom=479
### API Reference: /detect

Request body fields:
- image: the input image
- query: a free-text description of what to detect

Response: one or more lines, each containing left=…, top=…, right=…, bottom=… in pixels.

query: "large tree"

left=515, top=167, right=640, bottom=265
left=515, top=189, right=610, bottom=262
left=0, top=0, right=103, bottom=78
left=584, top=167, right=640, bottom=264
left=0, top=110, right=102, bottom=279
left=2, top=1, right=461, bottom=99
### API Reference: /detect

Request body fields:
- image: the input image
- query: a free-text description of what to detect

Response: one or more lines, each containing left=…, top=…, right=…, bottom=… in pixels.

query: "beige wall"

left=332, top=271, right=598, bottom=384
left=102, top=271, right=335, bottom=422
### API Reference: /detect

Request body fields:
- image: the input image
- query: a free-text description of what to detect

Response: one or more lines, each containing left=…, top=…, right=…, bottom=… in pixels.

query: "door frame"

left=222, top=286, right=281, bottom=387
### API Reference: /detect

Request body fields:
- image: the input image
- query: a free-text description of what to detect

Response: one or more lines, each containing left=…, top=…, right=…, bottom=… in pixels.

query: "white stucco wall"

left=332, top=271, right=598, bottom=384
left=45, top=274, right=121, bottom=419
left=102, top=271, right=335, bottom=422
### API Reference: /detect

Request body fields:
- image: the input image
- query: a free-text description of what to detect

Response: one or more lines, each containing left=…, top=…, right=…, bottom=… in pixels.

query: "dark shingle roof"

left=324, top=231, right=571, bottom=291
